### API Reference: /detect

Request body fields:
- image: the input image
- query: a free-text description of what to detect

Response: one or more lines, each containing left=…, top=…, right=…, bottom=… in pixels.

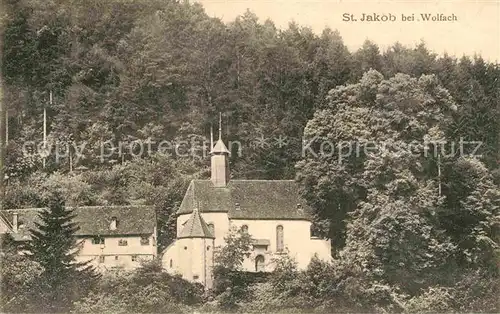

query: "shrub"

left=73, top=259, right=203, bottom=313
left=269, top=251, right=299, bottom=294
left=404, top=286, right=455, bottom=313
left=212, top=226, right=253, bottom=309
left=0, top=235, right=44, bottom=313
left=40, top=172, right=99, bottom=206
left=4, top=180, right=43, bottom=209
left=452, top=270, right=500, bottom=313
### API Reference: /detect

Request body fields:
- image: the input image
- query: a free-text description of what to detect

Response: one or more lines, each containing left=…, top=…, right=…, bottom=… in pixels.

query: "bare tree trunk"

left=42, top=92, right=50, bottom=168
left=69, top=147, right=73, bottom=173
left=0, top=4, right=6, bottom=210
left=0, top=81, right=4, bottom=211
left=5, top=109, right=8, bottom=144
left=438, top=153, right=442, bottom=197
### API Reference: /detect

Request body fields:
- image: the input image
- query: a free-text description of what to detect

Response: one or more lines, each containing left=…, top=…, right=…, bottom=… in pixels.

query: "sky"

left=194, top=0, right=500, bottom=62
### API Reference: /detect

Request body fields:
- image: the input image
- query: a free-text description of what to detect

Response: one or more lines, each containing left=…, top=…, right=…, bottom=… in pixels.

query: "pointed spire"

left=218, top=112, right=222, bottom=140
left=210, top=140, right=230, bottom=155
left=210, top=112, right=230, bottom=155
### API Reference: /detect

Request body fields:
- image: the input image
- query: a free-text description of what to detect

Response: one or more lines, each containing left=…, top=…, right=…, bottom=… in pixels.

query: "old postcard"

left=0, top=0, right=498, bottom=313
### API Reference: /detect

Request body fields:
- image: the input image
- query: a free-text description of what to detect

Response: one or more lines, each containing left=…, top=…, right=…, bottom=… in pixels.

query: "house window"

left=193, top=275, right=199, bottom=280
left=118, top=239, right=128, bottom=246
left=92, top=237, right=105, bottom=245
left=170, top=259, right=173, bottom=268
left=207, top=246, right=210, bottom=251
left=98, top=256, right=105, bottom=263
left=207, top=223, right=214, bottom=236
left=140, top=236, right=150, bottom=245
left=241, top=225, right=248, bottom=233
left=255, top=255, right=265, bottom=272
left=115, top=256, right=119, bottom=260
left=131, top=255, right=138, bottom=262
left=276, top=225, right=284, bottom=252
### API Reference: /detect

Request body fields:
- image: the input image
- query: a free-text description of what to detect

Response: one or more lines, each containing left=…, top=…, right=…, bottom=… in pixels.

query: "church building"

left=161, top=124, right=331, bottom=288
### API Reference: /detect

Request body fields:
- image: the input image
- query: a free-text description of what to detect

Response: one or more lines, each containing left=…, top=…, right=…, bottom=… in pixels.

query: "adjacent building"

left=0, top=206, right=157, bottom=271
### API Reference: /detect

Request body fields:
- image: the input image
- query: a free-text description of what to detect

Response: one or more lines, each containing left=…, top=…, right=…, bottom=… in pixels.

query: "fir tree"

left=22, top=191, right=100, bottom=313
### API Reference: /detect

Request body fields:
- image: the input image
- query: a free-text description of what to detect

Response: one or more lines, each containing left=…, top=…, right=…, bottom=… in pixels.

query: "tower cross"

left=218, top=112, right=222, bottom=140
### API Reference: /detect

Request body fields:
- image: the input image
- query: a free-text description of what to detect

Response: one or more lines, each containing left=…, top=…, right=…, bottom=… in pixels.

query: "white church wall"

left=176, top=238, right=194, bottom=281
left=189, top=238, right=215, bottom=287
left=203, top=238, right=215, bottom=289
left=162, top=237, right=215, bottom=288
left=161, top=241, right=180, bottom=275
left=201, top=213, right=230, bottom=247
left=172, top=212, right=331, bottom=282
left=229, top=219, right=326, bottom=270
left=309, top=237, right=333, bottom=262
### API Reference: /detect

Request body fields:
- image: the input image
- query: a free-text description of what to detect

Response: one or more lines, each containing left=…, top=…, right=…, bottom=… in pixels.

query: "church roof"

left=210, top=139, right=230, bottom=154
left=2, top=206, right=156, bottom=240
left=177, top=180, right=312, bottom=220
left=178, top=209, right=215, bottom=239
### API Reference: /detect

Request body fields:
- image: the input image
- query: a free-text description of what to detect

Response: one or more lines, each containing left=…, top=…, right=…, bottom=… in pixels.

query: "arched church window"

left=208, top=223, right=215, bottom=236
left=255, top=255, right=265, bottom=272
left=241, top=225, right=248, bottom=233
left=170, top=259, right=173, bottom=268
left=276, top=225, right=284, bottom=252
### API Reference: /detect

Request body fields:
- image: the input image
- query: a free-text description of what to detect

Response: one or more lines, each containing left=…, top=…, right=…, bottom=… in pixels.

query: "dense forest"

left=0, top=0, right=499, bottom=313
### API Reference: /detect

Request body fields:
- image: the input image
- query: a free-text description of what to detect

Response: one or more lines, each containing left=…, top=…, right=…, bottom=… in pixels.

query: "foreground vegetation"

left=2, top=230, right=498, bottom=313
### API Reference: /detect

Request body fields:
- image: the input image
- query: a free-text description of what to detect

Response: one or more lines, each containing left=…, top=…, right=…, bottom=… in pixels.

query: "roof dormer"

left=110, top=216, right=118, bottom=231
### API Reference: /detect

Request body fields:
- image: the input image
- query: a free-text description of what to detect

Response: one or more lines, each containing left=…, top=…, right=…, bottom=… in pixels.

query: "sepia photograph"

left=0, top=0, right=498, bottom=313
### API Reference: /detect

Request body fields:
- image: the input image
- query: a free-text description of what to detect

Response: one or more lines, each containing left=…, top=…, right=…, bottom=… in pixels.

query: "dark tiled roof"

left=3, top=208, right=41, bottom=241
left=72, top=206, right=156, bottom=236
left=177, top=180, right=311, bottom=220
left=2, top=206, right=156, bottom=239
left=178, top=209, right=214, bottom=239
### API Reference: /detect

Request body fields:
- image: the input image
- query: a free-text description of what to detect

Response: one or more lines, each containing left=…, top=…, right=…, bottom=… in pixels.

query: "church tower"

left=177, top=208, right=215, bottom=288
left=210, top=113, right=230, bottom=187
